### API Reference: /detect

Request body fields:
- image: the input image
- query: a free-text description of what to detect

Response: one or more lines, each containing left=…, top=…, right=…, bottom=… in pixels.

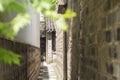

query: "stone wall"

left=56, top=0, right=120, bottom=80
left=66, top=0, right=81, bottom=80
left=0, top=37, right=40, bottom=80
left=80, top=0, right=120, bottom=80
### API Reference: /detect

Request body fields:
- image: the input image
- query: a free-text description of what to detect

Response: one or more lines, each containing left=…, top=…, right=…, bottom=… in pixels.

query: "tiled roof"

left=45, top=18, right=55, bottom=32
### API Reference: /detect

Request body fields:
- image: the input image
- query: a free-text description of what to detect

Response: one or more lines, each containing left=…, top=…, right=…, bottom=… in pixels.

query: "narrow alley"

left=0, top=0, right=120, bottom=80
left=37, top=62, right=57, bottom=80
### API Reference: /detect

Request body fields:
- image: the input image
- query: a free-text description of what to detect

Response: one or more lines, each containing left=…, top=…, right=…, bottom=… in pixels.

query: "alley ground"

left=37, top=62, right=57, bottom=80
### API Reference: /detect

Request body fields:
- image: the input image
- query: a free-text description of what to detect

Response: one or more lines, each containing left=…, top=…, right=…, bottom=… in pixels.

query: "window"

left=109, top=46, right=117, bottom=59
left=106, top=63, right=114, bottom=74
left=105, top=31, right=111, bottom=42
left=117, top=28, right=120, bottom=40
left=52, top=31, right=56, bottom=51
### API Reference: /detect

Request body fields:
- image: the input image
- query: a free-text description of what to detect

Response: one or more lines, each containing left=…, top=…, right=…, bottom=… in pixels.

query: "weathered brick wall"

left=27, top=46, right=40, bottom=80
left=67, top=0, right=81, bottom=80
left=0, top=37, right=40, bottom=80
left=65, top=0, right=120, bottom=80
left=55, top=28, right=64, bottom=80
left=56, top=0, right=82, bottom=80
left=55, top=0, right=120, bottom=80
left=66, top=28, right=72, bottom=80
left=79, top=0, right=120, bottom=80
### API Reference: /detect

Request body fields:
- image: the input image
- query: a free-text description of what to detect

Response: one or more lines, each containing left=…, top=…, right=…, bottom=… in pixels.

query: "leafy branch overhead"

left=0, top=0, right=76, bottom=64
left=0, top=48, right=20, bottom=65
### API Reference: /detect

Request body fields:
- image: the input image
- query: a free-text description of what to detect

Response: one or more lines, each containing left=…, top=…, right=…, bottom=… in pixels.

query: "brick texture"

left=55, top=28, right=64, bottom=80
left=56, top=0, right=120, bottom=80
left=79, top=0, right=120, bottom=80
left=0, top=37, right=40, bottom=80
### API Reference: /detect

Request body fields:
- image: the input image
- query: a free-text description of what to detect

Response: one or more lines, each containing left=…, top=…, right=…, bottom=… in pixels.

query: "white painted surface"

left=15, top=1, right=40, bottom=48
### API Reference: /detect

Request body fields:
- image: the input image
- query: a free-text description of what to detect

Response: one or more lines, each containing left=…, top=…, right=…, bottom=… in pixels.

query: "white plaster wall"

left=15, top=1, right=40, bottom=48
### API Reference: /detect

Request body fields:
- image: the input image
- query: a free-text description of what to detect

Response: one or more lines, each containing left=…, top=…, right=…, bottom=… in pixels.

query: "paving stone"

left=37, top=62, right=57, bottom=80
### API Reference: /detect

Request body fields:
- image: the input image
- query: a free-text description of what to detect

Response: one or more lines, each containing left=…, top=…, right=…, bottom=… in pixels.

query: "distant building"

left=45, top=18, right=56, bottom=63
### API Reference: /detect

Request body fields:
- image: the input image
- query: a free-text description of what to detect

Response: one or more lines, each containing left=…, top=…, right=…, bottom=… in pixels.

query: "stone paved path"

left=37, top=62, right=57, bottom=80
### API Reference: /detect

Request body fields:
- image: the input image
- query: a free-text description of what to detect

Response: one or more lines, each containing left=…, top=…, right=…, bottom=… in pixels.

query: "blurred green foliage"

left=0, top=48, right=20, bottom=65
left=0, top=13, right=29, bottom=40
left=0, top=0, right=76, bottom=65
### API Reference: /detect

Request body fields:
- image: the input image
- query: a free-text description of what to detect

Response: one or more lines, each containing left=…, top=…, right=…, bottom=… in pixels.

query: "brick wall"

left=55, top=28, right=64, bottom=80
left=56, top=0, right=81, bottom=80
left=67, top=0, right=81, bottom=80
left=0, top=37, right=40, bottom=80
left=56, top=0, right=120, bottom=80
left=52, top=0, right=120, bottom=80
left=79, top=0, right=120, bottom=80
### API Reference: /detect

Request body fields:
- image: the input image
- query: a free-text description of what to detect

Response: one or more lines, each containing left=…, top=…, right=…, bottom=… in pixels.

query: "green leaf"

left=63, top=9, right=76, bottom=18
left=55, top=16, right=68, bottom=31
left=0, top=22, right=15, bottom=40
left=11, top=13, right=30, bottom=35
left=0, top=13, right=30, bottom=40
left=0, top=48, right=20, bottom=65
left=0, top=0, right=16, bottom=12
left=0, top=3, right=4, bottom=12
left=6, top=1, right=26, bottom=13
